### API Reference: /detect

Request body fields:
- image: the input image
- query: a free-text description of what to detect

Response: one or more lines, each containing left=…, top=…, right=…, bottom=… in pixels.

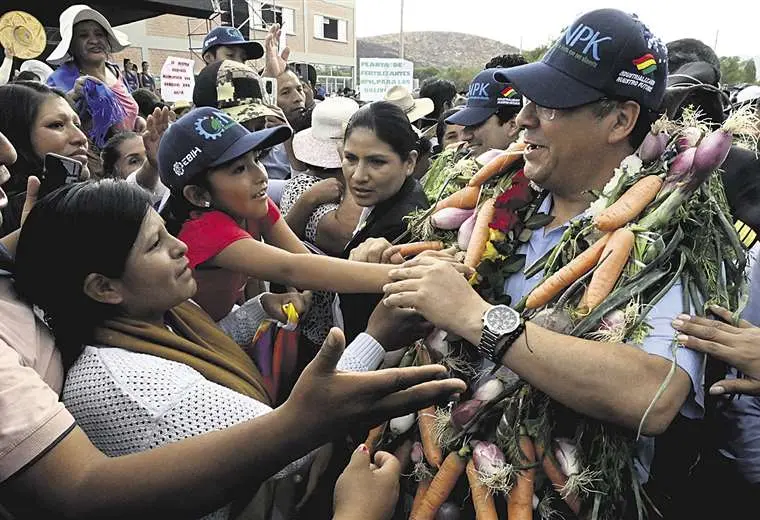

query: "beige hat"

left=292, top=97, right=360, bottom=168
left=47, top=5, right=130, bottom=65
left=0, top=11, right=46, bottom=60
left=19, top=59, right=54, bottom=81
left=383, top=85, right=434, bottom=123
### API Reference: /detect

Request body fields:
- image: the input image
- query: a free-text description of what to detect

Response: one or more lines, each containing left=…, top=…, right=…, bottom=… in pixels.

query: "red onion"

left=693, top=128, right=733, bottom=176
left=431, top=207, right=475, bottom=230
left=676, top=127, right=702, bottom=151
left=638, top=131, right=668, bottom=162
left=457, top=211, right=478, bottom=250
left=472, top=440, right=507, bottom=477
left=668, top=147, right=696, bottom=176
left=411, top=441, right=424, bottom=464
left=450, top=399, right=483, bottom=430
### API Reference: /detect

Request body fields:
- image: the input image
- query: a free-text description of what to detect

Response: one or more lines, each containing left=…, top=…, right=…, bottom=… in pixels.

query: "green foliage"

left=720, top=56, right=758, bottom=85
left=413, top=66, right=481, bottom=91
left=523, top=45, right=549, bottom=63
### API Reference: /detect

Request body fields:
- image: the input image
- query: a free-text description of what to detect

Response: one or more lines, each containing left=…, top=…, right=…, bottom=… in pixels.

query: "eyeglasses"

left=521, top=97, right=613, bottom=122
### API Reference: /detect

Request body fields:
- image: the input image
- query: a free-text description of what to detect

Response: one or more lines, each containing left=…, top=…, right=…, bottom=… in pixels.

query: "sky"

left=354, top=0, right=760, bottom=59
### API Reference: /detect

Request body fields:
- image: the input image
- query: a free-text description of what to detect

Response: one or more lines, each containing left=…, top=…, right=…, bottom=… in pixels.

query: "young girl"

left=157, top=108, right=441, bottom=324
left=100, top=131, right=145, bottom=179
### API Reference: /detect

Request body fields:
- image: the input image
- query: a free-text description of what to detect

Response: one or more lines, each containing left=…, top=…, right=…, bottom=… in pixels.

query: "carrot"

left=593, top=175, right=663, bottom=231
left=468, top=141, right=527, bottom=187
left=435, top=185, right=480, bottom=211
left=411, top=449, right=468, bottom=520
left=525, top=234, right=610, bottom=310
left=410, top=477, right=432, bottom=518
left=398, top=240, right=445, bottom=258
left=582, top=227, right=635, bottom=310
left=464, top=198, right=497, bottom=268
left=418, top=406, right=443, bottom=469
left=535, top=442, right=581, bottom=515
left=507, top=435, right=536, bottom=520
left=364, top=422, right=386, bottom=457
left=466, top=459, right=498, bottom=520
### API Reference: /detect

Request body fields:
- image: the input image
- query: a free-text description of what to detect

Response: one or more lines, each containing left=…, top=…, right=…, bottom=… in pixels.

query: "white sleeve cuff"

left=336, top=333, right=385, bottom=372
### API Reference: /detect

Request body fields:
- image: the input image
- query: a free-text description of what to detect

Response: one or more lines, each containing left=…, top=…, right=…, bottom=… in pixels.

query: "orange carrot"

left=535, top=442, right=581, bottom=515
left=582, top=227, right=635, bottom=310
left=466, top=459, right=498, bottom=520
left=469, top=141, right=527, bottom=187
left=435, top=186, right=480, bottom=211
left=594, top=175, right=663, bottom=231
left=525, top=234, right=611, bottom=310
left=364, top=423, right=386, bottom=457
left=411, top=450, right=468, bottom=520
left=464, top=198, right=497, bottom=268
left=507, top=435, right=536, bottom=520
left=418, top=407, right=443, bottom=469
left=398, top=241, right=445, bottom=258
left=410, top=477, right=432, bottom=518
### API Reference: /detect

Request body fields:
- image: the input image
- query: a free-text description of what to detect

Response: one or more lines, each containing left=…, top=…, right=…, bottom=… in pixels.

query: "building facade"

left=112, top=0, right=356, bottom=96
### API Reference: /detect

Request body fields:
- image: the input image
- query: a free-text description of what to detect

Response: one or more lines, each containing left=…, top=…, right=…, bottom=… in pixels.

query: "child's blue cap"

left=158, top=107, right=292, bottom=192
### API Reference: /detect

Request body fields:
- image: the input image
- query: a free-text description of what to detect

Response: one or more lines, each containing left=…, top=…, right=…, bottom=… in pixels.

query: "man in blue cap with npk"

left=202, top=26, right=264, bottom=65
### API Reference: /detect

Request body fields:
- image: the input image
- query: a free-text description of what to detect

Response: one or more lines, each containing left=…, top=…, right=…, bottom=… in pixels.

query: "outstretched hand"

left=143, top=106, right=175, bottom=169
left=333, top=446, right=400, bottom=520
left=285, top=328, right=465, bottom=440
left=263, top=23, right=290, bottom=78
left=673, top=305, right=760, bottom=396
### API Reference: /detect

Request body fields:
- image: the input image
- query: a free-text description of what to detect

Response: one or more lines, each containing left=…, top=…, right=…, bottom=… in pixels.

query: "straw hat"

left=19, top=59, right=54, bottom=81
left=383, top=85, right=434, bottom=123
left=292, top=97, right=360, bottom=168
left=0, top=11, right=46, bottom=60
left=47, top=5, right=130, bottom=65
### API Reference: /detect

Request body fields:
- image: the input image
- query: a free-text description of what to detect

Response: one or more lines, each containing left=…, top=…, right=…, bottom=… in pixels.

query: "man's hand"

left=366, top=300, right=432, bottom=351
left=263, top=23, right=290, bottom=78
left=333, top=446, right=400, bottom=520
left=382, top=257, right=490, bottom=344
left=673, top=305, right=760, bottom=395
left=284, top=328, right=466, bottom=439
left=142, top=107, right=175, bottom=169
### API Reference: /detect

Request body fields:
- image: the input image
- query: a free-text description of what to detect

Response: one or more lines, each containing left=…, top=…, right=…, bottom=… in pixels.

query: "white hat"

left=19, top=59, right=54, bottom=82
left=735, top=85, right=760, bottom=105
left=383, top=85, right=434, bottom=123
left=292, top=97, right=360, bottom=169
left=47, top=5, right=130, bottom=65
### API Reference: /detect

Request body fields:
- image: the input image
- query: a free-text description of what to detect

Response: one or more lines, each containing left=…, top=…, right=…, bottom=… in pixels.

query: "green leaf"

left=518, top=228, right=533, bottom=242
left=501, top=254, right=526, bottom=274
left=525, top=213, right=555, bottom=230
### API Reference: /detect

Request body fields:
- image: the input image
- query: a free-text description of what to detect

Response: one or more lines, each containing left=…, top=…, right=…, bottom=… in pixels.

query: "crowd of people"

left=0, top=3, right=759, bottom=519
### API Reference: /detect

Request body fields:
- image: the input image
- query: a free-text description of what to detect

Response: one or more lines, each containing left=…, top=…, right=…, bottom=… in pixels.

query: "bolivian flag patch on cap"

left=633, top=53, right=657, bottom=75
left=497, top=86, right=521, bottom=106
left=501, top=86, right=517, bottom=98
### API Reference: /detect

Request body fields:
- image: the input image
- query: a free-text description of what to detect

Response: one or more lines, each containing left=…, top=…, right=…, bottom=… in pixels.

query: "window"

left=313, top=15, right=347, bottom=42
left=251, top=2, right=295, bottom=34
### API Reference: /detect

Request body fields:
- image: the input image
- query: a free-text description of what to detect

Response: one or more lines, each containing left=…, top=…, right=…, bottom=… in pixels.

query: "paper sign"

left=359, top=58, right=414, bottom=102
left=160, top=56, right=196, bottom=103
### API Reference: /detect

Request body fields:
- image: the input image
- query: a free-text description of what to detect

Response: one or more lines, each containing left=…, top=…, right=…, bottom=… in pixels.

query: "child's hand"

left=333, top=445, right=400, bottom=520
left=261, top=290, right=312, bottom=323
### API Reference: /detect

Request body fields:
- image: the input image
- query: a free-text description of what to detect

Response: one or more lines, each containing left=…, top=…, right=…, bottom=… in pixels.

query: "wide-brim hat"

left=383, top=85, right=434, bottom=123
left=47, top=5, right=130, bottom=65
left=0, top=11, right=46, bottom=60
left=19, top=59, right=54, bottom=81
left=292, top=97, right=359, bottom=168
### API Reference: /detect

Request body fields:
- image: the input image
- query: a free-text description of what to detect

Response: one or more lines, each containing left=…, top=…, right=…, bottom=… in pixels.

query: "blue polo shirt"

left=502, top=194, right=705, bottom=481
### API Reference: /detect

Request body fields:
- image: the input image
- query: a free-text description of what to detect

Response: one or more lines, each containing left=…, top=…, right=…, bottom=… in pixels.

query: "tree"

left=720, top=56, right=753, bottom=86
left=744, top=59, right=757, bottom=84
left=414, top=66, right=441, bottom=84
left=523, top=45, right=549, bottom=63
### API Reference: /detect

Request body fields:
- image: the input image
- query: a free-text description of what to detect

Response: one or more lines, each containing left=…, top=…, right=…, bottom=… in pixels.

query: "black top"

left=339, top=177, right=429, bottom=342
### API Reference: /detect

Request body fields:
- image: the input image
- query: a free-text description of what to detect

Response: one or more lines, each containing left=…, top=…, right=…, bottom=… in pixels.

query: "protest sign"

left=359, top=58, right=414, bottom=101
left=160, top=56, right=195, bottom=102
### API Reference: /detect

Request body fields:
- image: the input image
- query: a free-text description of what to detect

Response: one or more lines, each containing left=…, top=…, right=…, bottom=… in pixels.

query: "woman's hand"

left=261, top=290, right=312, bottom=323
left=306, top=178, right=343, bottom=205
left=673, top=305, right=760, bottom=395
left=142, top=107, right=175, bottom=169
left=333, top=446, right=400, bottom=520
left=284, top=328, right=465, bottom=439
left=348, top=238, right=395, bottom=264
left=68, top=75, right=103, bottom=101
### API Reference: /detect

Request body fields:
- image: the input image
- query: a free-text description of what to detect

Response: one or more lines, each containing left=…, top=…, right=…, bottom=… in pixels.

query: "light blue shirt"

left=502, top=195, right=705, bottom=481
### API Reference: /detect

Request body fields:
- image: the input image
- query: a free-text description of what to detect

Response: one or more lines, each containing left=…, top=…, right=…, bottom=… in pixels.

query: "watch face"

left=485, top=305, right=521, bottom=334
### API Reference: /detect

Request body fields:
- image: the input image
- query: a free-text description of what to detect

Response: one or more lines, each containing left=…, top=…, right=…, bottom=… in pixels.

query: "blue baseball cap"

left=202, top=26, right=264, bottom=60
left=158, top=107, right=292, bottom=192
left=494, top=9, right=667, bottom=111
left=446, top=68, right=522, bottom=127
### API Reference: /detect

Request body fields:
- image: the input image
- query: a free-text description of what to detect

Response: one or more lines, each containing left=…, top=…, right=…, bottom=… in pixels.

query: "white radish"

left=554, top=437, right=581, bottom=477
left=472, top=377, right=505, bottom=402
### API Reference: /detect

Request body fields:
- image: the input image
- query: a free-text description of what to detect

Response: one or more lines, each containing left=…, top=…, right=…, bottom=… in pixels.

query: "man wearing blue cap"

left=384, top=9, right=701, bottom=515
left=202, top=26, right=264, bottom=65
left=445, top=65, right=523, bottom=158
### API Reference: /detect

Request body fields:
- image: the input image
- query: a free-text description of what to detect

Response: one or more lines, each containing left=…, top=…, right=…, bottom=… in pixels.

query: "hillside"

left=358, top=31, right=519, bottom=70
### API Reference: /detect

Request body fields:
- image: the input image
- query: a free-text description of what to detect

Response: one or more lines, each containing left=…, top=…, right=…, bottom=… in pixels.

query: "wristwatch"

left=477, top=305, right=524, bottom=363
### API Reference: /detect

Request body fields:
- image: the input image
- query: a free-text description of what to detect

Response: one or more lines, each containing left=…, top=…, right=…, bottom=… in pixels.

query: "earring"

left=202, top=201, right=211, bottom=208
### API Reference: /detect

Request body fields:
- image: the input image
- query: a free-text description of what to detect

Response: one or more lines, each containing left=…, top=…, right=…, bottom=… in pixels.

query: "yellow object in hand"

left=280, top=302, right=300, bottom=331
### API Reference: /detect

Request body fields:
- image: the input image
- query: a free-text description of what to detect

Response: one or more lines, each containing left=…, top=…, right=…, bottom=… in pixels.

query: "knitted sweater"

left=62, top=296, right=385, bottom=519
